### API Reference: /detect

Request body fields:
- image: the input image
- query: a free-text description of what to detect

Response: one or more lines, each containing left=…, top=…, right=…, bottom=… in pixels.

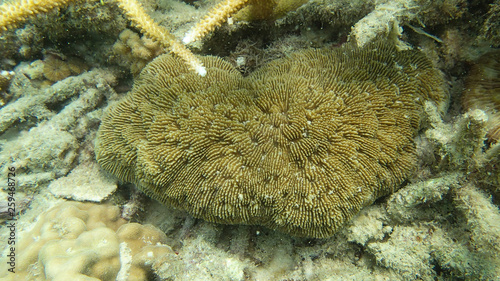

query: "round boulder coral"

left=95, top=42, right=447, bottom=238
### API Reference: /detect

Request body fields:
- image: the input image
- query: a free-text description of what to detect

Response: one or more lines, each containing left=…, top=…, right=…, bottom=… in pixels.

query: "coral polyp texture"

left=0, top=201, right=174, bottom=281
left=95, top=42, right=447, bottom=238
left=462, top=49, right=500, bottom=143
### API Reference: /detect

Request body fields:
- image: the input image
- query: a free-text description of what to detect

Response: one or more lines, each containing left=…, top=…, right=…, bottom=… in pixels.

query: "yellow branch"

left=0, top=0, right=71, bottom=31
left=116, top=0, right=206, bottom=75
left=183, top=0, right=250, bottom=45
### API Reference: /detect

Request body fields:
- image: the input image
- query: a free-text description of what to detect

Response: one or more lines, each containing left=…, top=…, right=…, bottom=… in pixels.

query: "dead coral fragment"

left=95, top=42, right=447, bottom=238
left=462, top=49, right=500, bottom=143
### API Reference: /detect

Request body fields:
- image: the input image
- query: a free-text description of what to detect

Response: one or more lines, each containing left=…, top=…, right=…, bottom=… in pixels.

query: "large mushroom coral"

left=95, top=42, right=447, bottom=238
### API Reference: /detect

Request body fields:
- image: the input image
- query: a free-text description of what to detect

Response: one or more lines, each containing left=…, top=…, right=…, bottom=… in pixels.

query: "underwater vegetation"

left=0, top=0, right=499, bottom=280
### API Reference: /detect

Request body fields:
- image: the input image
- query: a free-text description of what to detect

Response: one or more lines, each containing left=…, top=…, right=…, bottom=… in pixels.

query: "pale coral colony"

left=1, top=0, right=500, bottom=280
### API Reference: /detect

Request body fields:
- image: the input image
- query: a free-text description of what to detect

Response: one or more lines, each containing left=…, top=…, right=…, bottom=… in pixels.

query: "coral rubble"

left=0, top=67, right=117, bottom=191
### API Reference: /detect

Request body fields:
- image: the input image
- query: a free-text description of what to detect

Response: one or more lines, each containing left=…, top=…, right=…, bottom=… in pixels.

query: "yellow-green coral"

left=95, top=42, right=447, bottom=238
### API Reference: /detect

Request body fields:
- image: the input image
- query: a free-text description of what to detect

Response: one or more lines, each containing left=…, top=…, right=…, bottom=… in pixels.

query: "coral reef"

left=0, top=0, right=205, bottom=75
left=189, top=0, right=473, bottom=53
left=0, top=0, right=499, bottom=280
left=95, top=42, right=447, bottom=238
left=0, top=0, right=127, bottom=63
left=0, top=201, right=174, bottom=281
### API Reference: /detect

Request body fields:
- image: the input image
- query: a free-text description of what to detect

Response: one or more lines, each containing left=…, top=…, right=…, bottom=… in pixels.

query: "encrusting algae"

left=95, top=42, right=447, bottom=238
